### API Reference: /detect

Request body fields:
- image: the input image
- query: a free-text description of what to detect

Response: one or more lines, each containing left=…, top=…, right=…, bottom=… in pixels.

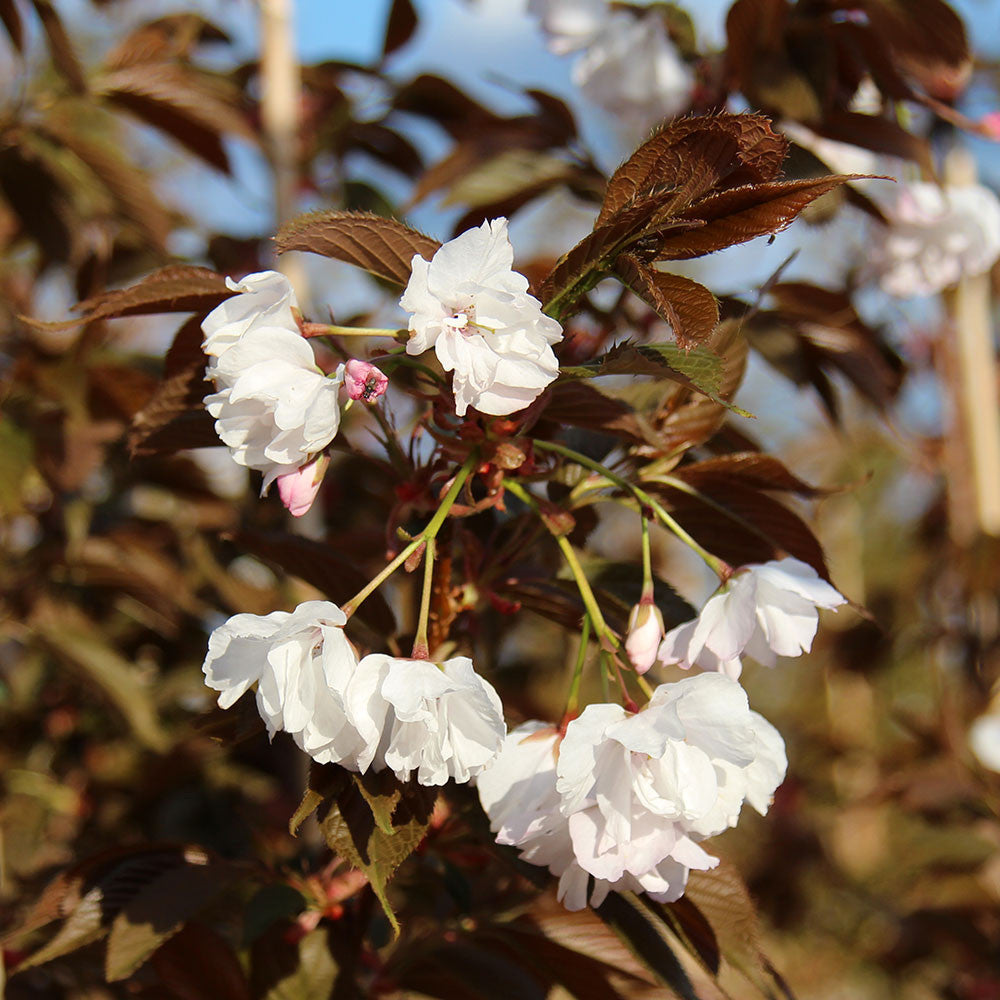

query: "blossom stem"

left=565, top=614, right=591, bottom=718
left=532, top=439, right=729, bottom=578
left=411, top=536, right=435, bottom=659
left=640, top=512, right=653, bottom=601
left=342, top=452, right=478, bottom=619
left=505, top=479, right=617, bottom=650
left=305, top=324, right=405, bottom=339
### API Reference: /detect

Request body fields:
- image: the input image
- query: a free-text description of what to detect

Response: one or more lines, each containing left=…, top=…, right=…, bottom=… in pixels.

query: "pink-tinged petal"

left=277, top=454, right=329, bottom=517
left=625, top=602, right=665, bottom=674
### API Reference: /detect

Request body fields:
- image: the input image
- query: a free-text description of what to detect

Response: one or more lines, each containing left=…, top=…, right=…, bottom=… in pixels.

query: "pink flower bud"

left=344, top=359, right=388, bottom=402
left=981, top=112, right=1000, bottom=141
left=277, top=454, right=330, bottom=517
left=625, top=601, right=665, bottom=675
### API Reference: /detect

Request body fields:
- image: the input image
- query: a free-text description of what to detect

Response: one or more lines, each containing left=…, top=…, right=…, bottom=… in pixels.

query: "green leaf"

left=0, top=418, right=35, bottom=515
left=318, top=773, right=436, bottom=936
left=560, top=341, right=753, bottom=416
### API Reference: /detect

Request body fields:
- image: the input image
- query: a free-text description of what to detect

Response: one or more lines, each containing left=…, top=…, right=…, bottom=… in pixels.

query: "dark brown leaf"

left=104, top=14, right=229, bottom=70
left=616, top=256, right=719, bottom=348
left=645, top=474, right=829, bottom=577
left=676, top=453, right=834, bottom=497
left=98, top=64, right=253, bottom=173
left=40, top=116, right=173, bottom=251
left=382, top=0, right=417, bottom=58
left=0, top=0, right=24, bottom=52
left=151, top=923, right=251, bottom=1000
left=815, top=111, right=932, bottom=174
left=275, top=210, right=440, bottom=286
left=232, top=529, right=397, bottom=636
left=30, top=0, right=87, bottom=92
left=657, top=175, right=866, bottom=260
left=541, top=382, right=646, bottom=443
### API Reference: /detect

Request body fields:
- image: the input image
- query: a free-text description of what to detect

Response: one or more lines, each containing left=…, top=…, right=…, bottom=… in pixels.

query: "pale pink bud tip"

left=981, top=112, right=1000, bottom=141
left=277, top=454, right=330, bottom=517
left=344, top=359, right=388, bottom=402
left=625, top=602, right=665, bottom=675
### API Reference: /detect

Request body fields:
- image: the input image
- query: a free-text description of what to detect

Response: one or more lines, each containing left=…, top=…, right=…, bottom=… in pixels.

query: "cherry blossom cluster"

left=203, top=601, right=505, bottom=786
left=198, top=218, right=850, bottom=914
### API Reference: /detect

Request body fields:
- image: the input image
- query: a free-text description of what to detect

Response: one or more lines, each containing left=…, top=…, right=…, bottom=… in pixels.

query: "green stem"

left=533, top=439, right=729, bottom=578
left=565, top=614, right=590, bottom=717
left=325, top=325, right=404, bottom=338
left=341, top=453, right=477, bottom=619
left=505, top=479, right=616, bottom=648
left=640, top=512, right=653, bottom=600
left=411, top=536, right=435, bottom=659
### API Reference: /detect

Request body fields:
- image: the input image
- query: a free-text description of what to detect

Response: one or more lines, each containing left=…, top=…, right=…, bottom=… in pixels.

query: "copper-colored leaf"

left=814, top=110, right=932, bottom=174
left=598, top=113, right=788, bottom=226
left=616, top=255, right=719, bottom=348
left=151, top=923, right=251, bottom=1000
left=275, top=210, right=440, bottom=287
left=103, top=14, right=229, bottom=70
left=657, top=175, right=865, bottom=260
left=541, top=382, right=646, bottom=442
left=27, top=266, right=229, bottom=332
left=676, top=453, right=834, bottom=497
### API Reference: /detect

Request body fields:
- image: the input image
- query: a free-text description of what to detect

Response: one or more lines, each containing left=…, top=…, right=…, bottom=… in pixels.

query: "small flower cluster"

left=529, top=0, right=693, bottom=135
left=477, top=673, right=786, bottom=910
left=201, top=271, right=387, bottom=515
left=202, top=219, right=562, bottom=513
left=203, top=601, right=506, bottom=786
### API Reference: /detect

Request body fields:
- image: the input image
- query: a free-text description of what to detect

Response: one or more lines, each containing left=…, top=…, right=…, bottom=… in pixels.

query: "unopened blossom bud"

left=277, top=454, right=330, bottom=517
left=625, top=601, right=664, bottom=674
left=343, top=359, right=388, bottom=402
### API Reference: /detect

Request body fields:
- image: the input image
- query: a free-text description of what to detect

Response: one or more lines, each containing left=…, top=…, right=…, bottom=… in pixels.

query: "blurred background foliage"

left=2, top=0, right=1000, bottom=997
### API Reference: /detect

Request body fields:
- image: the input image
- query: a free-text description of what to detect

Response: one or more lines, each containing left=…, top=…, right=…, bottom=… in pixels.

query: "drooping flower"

left=477, top=721, right=705, bottom=910
left=873, top=181, right=1000, bottom=298
left=204, top=328, right=344, bottom=492
left=202, top=270, right=299, bottom=360
left=346, top=654, right=506, bottom=785
left=399, top=218, right=563, bottom=417
left=277, top=453, right=330, bottom=517
left=554, top=674, right=785, bottom=891
left=343, top=359, right=389, bottom=402
left=202, top=601, right=372, bottom=767
left=658, top=557, right=846, bottom=676
left=624, top=601, right=665, bottom=675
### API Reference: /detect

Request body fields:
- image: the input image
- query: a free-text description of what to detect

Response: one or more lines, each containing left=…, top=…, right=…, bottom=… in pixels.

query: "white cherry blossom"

left=555, top=675, right=785, bottom=889
left=346, top=654, right=506, bottom=785
left=477, top=722, right=705, bottom=910
left=204, top=327, right=344, bottom=492
left=658, top=557, right=846, bottom=675
left=202, top=270, right=299, bottom=360
left=202, top=601, right=372, bottom=767
left=527, top=0, right=605, bottom=54
left=969, top=709, right=1000, bottom=772
left=572, top=9, right=692, bottom=134
left=874, top=181, right=1000, bottom=298
left=399, top=218, right=563, bottom=418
